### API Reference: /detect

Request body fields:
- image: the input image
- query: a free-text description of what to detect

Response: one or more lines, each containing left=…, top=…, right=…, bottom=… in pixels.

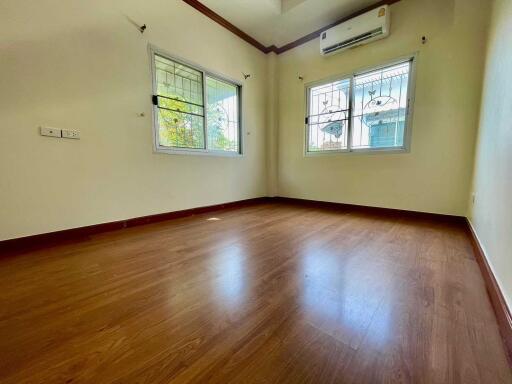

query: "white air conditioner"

left=320, top=5, right=390, bottom=56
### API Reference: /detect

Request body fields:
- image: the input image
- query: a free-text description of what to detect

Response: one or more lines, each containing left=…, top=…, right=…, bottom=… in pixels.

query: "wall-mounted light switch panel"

left=40, top=126, right=62, bottom=138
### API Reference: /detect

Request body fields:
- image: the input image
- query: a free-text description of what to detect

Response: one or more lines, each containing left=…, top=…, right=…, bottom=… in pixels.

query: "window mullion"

left=202, top=71, right=208, bottom=151
left=237, top=85, right=242, bottom=154
left=348, top=75, right=355, bottom=152
left=305, top=86, right=310, bottom=153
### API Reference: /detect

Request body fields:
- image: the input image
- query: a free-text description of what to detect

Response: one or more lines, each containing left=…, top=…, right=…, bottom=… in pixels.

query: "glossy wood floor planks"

left=0, top=203, right=510, bottom=383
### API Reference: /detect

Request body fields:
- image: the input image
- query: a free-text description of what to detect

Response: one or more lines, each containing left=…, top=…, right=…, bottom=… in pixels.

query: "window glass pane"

left=155, top=54, right=203, bottom=105
left=307, top=78, right=350, bottom=152
left=206, top=76, right=239, bottom=152
left=157, top=108, right=205, bottom=149
left=351, top=61, right=410, bottom=149
left=154, top=54, right=205, bottom=149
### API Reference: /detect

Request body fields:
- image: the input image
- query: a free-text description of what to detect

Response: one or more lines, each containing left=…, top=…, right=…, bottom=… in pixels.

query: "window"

left=152, top=50, right=241, bottom=155
left=306, top=57, right=415, bottom=153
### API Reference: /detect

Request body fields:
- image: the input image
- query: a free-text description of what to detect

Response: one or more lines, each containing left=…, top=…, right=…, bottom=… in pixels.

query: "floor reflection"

left=301, top=246, right=340, bottom=309
left=299, top=241, right=394, bottom=346
left=211, top=244, right=247, bottom=308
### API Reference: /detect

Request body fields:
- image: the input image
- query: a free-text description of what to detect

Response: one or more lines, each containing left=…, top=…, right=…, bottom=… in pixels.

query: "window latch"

left=152, top=95, right=158, bottom=106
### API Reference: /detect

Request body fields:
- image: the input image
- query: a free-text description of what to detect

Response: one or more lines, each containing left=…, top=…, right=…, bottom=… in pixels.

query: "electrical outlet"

left=40, top=126, right=62, bottom=138
left=62, top=129, right=80, bottom=139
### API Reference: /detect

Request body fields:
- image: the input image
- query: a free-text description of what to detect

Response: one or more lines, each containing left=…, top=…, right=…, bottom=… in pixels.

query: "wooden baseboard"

left=466, top=219, right=512, bottom=364
left=0, top=196, right=466, bottom=253
left=272, top=196, right=466, bottom=224
left=0, top=197, right=271, bottom=253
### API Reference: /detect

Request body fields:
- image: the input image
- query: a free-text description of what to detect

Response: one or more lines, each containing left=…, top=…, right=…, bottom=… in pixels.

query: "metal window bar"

left=306, top=79, right=351, bottom=152
left=306, top=59, right=413, bottom=153
left=351, top=61, right=411, bottom=149
left=154, top=54, right=206, bottom=149
left=152, top=52, right=242, bottom=153
left=205, top=76, right=240, bottom=152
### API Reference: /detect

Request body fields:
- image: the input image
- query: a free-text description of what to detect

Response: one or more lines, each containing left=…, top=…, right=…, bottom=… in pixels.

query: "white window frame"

left=149, top=45, right=243, bottom=157
left=304, top=54, right=417, bottom=156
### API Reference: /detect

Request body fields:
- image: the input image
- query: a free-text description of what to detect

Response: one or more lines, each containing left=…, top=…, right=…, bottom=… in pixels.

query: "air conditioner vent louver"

left=322, top=28, right=383, bottom=54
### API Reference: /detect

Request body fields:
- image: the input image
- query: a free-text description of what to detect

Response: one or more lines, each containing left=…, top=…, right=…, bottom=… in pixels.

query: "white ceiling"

left=200, top=0, right=384, bottom=47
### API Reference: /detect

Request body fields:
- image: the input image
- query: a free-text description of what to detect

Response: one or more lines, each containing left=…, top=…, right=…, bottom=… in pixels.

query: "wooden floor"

left=0, top=203, right=510, bottom=383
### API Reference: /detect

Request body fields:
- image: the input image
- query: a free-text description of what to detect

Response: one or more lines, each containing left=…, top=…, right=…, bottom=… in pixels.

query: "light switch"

left=40, top=126, right=62, bottom=138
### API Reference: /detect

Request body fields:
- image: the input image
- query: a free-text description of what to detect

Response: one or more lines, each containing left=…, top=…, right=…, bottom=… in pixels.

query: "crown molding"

left=182, top=0, right=401, bottom=55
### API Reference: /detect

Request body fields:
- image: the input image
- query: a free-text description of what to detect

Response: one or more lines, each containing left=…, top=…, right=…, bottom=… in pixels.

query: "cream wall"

left=469, top=0, right=512, bottom=309
left=0, top=0, right=268, bottom=241
left=0, top=0, right=496, bottom=241
left=276, top=0, right=490, bottom=216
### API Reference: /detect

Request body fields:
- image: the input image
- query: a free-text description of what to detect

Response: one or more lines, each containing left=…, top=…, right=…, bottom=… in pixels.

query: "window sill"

left=305, top=147, right=409, bottom=157
left=154, top=147, right=243, bottom=157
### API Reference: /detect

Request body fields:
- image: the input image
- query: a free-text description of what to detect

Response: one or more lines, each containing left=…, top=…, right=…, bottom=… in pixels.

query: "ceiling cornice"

left=182, top=0, right=401, bottom=55
left=181, top=0, right=270, bottom=53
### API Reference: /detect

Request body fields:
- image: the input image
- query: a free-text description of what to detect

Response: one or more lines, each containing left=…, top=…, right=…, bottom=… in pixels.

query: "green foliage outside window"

left=154, top=53, right=240, bottom=153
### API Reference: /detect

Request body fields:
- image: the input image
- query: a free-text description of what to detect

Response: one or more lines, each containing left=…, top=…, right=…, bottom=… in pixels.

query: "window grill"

left=306, top=58, right=414, bottom=153
left=154, top=54, right=205, bottom=149
left=152, top=50, right=242, bottom=155
left=206, top=76, right=240, bottom=152
left=352, top=62, right=410, bottom=149
left=307, top=79, right=350, bottom=152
